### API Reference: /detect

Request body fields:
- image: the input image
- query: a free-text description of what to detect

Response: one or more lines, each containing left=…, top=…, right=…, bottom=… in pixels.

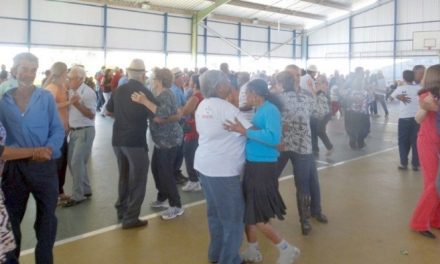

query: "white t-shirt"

left=390, top=84, right=420, bottom=118
left=375, top=78, right=387, bottom=96
left=194, top=98, right=252, bottom=177
left=69, top=83, right=97, bottom=128
left=238, top=82, right=254, bottom=122
left=300, top=74, right=315, bottom=92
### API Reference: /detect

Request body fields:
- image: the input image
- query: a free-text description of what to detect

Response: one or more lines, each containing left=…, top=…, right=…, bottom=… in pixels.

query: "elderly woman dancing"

left=194, top=70, right=251, bottom=264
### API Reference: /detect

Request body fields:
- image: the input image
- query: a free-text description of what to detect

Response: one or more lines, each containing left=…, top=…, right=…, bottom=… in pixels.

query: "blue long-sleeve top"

left=0, top=87, right=65, bottom=159
left=245, top=100, right=282, bottom=162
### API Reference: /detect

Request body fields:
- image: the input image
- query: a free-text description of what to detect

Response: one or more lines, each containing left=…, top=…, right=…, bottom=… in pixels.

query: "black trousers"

left=2, top=160, right=58, bottom=264
left=56, top=134, right=68, bottom=194
left=398, top=117, right=420, bottom=167
left=344, top=110, right=370, bottom=148
left=152, top=146, right=181, bottom=207
left=183, top=139, right=199, bottom=182
left=311, top=114, right=333, bottom=152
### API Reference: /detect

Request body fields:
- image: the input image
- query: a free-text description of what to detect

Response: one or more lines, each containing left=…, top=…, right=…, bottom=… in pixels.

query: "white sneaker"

left=150, top=200, right=169, bottom=209
left=241, top=247, right=263, bottom=263
left=326, top=148, right=334, bottom=156
left=182, top=181, right=202, bottom=192
left=161, top=206, right=184, bottom=220
left=277, top=245, right=300, bottom=264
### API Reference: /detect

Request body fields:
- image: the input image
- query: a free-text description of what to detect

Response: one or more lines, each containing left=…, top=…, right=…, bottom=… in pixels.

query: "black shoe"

left=301, top=220, right=312, bottom=236
left=85, top=193, right=93, bottom=198
left=175, top=174, right=188, bottom=185
left=122, top=219, right=149, bottom=229
left=398, top=165, right=408, bottom=171
left=312, top=213, right=328, bottom=223
left=349, top=140, right=357, bottom=149
left=412, top=166, right=419, bottom=171
left=419, top=231, right=436, bottom=239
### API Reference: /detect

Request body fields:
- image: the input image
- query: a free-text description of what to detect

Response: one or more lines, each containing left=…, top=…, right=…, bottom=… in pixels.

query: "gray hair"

left=13, top=52, right=39, bottom=68
left=69, top=65, right=86, bottom=82
left=199, top=70, right=229, bottom=98
left=127, top=70, right=144, bottom=82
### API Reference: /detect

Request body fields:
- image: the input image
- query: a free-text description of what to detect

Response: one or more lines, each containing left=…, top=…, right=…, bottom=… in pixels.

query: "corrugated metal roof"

left=90, top=0, right=379, bottom=29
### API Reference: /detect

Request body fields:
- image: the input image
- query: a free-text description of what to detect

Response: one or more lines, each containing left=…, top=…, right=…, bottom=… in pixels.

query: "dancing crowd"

left=0, top=52, right=439, bottom=264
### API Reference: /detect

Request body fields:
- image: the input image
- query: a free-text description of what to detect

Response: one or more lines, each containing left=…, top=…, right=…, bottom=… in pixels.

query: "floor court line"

left=20, top=146, right=398, bottom=257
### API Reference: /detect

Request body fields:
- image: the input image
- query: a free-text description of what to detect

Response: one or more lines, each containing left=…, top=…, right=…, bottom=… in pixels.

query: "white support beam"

left=211, top=14, right=303, bottom=30
left=301, top=0, right=351, bottom=11
left=207, top=0, right=327, bottom=20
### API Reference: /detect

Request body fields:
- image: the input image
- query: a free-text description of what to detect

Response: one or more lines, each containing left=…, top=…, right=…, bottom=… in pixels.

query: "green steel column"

left=191, top=0, right=232, bottom=67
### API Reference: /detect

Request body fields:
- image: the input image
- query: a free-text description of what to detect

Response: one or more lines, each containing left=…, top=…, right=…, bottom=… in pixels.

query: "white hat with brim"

left=126, top=59, right=146, bottom=72
left=307, top=65, right=318, bottom=72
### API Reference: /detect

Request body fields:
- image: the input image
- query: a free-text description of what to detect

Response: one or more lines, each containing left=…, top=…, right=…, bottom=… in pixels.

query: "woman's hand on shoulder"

left=223, top=118, right=246, bottom=135
left=131, top=91, right=148, bottom=105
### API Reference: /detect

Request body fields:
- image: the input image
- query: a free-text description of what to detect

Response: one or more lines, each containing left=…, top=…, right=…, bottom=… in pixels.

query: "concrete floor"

left=17, top=102, right=440, bottom=263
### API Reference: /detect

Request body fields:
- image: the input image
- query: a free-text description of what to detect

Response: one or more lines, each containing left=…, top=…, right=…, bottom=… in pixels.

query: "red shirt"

left=111, top=71, right=122, bottom=92
left=418, top=92, right=440, bottom=144
left=184, top=92, right=203, bottom=141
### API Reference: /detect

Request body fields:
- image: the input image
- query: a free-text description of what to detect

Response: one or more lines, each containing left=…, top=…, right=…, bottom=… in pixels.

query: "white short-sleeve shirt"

left=238, top=82, right=254, bottom=122
left=194, top=97, right=251, bottom=177
left=390, top=84, right=420, bottom=118
left=68, top=83, right=97, bottom=128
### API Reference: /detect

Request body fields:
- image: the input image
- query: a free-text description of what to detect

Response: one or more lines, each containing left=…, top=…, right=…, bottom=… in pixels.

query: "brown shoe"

left=61, top=198, right=84, bottom=208
left=122, top=219, right=148, bottom=229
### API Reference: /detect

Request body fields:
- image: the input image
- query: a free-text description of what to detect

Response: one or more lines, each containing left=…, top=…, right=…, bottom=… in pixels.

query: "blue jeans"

left=198, top=173, right=244, bottom=264
left=2, top=160, right=58, bottom=264
left=277, top=151, right=323, bottom=216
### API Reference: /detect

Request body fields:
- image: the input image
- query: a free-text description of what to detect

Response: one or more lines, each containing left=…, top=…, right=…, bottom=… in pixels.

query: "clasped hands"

left=32, top=147, right=52, bottom=161
left=69, top=94, right=81, bottom=106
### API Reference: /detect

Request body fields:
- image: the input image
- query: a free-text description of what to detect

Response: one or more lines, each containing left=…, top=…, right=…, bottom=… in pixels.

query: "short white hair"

left=69, top=65, right=86, bottom=82
left=199, top=70, right=229, bottom=98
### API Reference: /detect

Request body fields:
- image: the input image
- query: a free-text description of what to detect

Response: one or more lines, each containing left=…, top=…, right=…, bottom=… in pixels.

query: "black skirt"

left=243, top=161, right=286, bottom=225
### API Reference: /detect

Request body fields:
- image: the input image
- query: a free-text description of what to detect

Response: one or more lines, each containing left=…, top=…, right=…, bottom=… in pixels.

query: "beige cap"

left=171, top=67, right=183, bottom=78
left=307, top=64, right=318, bottom=72
left=126, top=59, right=146, bottom=72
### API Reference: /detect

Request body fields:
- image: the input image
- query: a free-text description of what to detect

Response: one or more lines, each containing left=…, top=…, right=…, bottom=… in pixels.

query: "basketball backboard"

left=413, top=31, right=440, bottom=50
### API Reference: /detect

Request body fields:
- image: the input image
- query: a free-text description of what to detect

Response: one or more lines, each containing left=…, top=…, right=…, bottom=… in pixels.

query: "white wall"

left=0, top=0, right=301, bottom=72
left=308, top=20, right=349, bottom=59
left=306, top=0, right=440, bottom=79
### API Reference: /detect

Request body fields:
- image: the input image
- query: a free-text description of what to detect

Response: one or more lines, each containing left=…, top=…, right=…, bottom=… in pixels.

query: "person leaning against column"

left=225, top=79, right=300, bottom=264
left=193, top=70, right=251, bottom=264
left=106, top=59, right=155, bottom=229
left=410, top=64, right=440, bottom=239
left=43, top=62, right=71, bottom=203
left=0, top=52, right=65, bottom=264
left=61, top=66, right=97, bottom=207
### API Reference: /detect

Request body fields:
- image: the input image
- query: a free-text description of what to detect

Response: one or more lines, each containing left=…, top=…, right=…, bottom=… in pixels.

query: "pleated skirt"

left=243, top=161, right=286, bottom=225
